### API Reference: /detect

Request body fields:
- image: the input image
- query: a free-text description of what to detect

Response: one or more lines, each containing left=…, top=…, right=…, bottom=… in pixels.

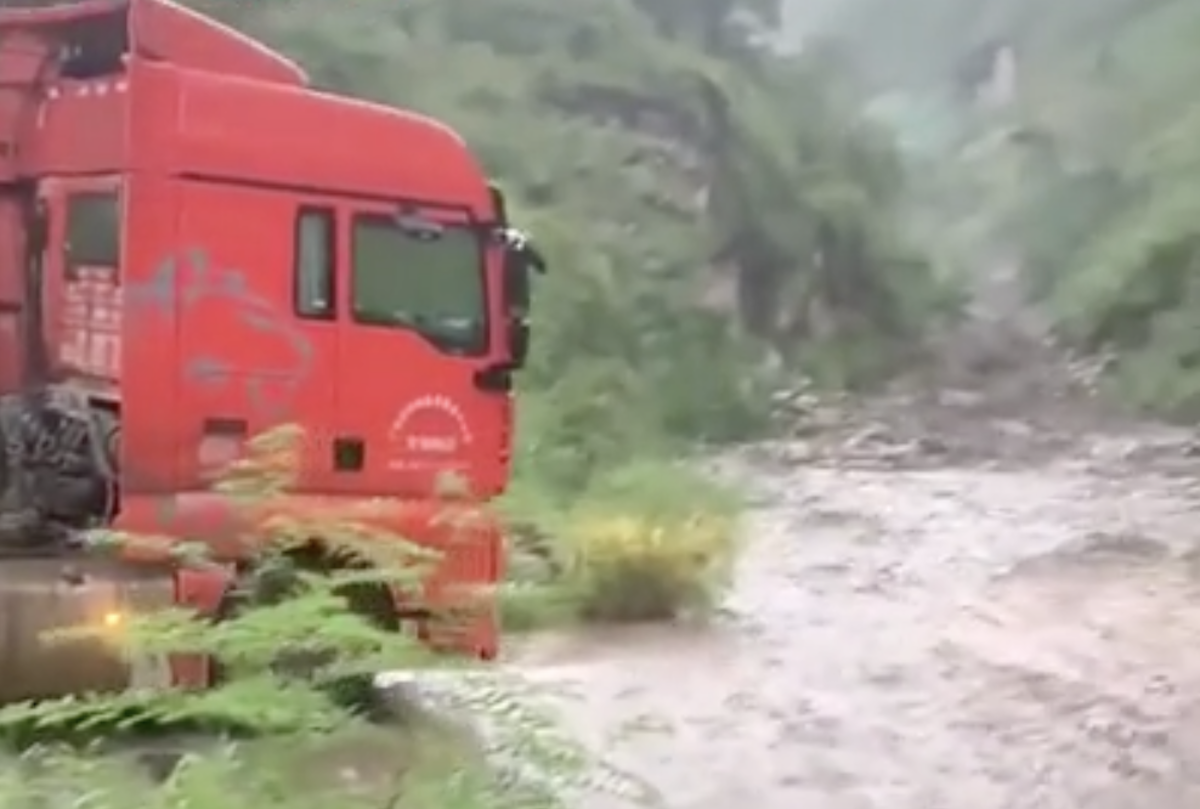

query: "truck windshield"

left=351, top=213, right=487, bottom=356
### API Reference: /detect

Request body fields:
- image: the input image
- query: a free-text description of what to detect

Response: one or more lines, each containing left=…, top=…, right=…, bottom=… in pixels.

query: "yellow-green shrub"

left=559, top=511, right=736, bottom=623
left=500, top=459, right=743, bottom=626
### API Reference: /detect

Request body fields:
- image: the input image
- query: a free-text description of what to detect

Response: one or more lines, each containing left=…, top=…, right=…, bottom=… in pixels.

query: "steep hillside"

left=806, top=0, right=1200, bottom=418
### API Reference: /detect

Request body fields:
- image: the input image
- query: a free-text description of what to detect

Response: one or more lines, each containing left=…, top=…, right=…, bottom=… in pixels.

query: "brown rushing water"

left=493, top=436, right=1200, bottom=809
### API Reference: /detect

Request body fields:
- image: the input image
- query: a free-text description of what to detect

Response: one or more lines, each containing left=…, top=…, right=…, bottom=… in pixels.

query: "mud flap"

left=169, top=565, right=233, bottom=689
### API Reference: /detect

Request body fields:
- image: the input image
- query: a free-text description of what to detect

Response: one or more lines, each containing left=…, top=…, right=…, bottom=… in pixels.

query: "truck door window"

left=64, top=192, right=120, bottom=273
left=294, top=207, right=335, bottom=319
left=350, top=212, right=487, bottom=356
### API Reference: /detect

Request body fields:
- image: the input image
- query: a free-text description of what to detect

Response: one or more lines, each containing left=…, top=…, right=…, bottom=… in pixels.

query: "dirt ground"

left=488, top=270, right=1200, bottom=808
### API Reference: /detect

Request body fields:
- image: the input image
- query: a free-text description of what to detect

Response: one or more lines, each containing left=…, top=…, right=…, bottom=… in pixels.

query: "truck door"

left=173, top=181, right=339, bottom=489
left=336, top=201, right=506, bottom=498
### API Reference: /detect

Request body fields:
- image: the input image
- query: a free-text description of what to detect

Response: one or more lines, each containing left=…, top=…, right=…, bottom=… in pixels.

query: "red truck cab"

left=0, top=0, right=542, bottom=679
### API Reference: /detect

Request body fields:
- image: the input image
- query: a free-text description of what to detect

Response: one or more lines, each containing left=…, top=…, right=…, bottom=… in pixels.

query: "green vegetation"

left=502, top=459, right=742, bottom=628
left=0, top=428, right=603, bottom=808
left=805, top=0, right=1200, bottom=417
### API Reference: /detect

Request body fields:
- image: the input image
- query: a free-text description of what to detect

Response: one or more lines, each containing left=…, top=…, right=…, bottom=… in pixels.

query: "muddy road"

left=503, top=421, right=1200, bottom=808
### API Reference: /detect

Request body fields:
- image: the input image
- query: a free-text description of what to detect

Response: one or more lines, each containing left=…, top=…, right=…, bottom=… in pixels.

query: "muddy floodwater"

left=404, top=259, right=1200, bottom=807
left=502, top=436, right=1200, bottom=808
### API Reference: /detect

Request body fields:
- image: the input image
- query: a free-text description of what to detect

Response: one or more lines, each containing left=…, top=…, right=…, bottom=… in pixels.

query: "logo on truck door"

left=125, top=249, right=315, bottom=418
left=387, top=395, right=472, bottom=470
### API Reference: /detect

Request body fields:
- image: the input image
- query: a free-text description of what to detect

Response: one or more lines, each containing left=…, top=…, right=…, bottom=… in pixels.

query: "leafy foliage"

left=0, top=427, right=611, bottom=809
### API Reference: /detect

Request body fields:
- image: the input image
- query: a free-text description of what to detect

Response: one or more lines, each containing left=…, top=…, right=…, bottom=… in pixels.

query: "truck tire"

left=210, top=545, right=400, bottom=722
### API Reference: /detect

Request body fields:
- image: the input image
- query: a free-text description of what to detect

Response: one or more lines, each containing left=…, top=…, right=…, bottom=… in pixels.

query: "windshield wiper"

left=394, top=209, right=445, bottom=241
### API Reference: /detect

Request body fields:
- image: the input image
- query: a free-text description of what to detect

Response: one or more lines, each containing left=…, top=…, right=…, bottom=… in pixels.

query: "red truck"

left=0, top=0, right=543, bottom=702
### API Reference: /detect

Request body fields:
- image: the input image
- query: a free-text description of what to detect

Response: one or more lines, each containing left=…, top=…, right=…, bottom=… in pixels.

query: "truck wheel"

left=210, top=545, right=400, bottom=723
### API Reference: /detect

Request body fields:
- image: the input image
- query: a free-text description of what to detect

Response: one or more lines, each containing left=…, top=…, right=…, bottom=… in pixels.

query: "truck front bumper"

left=0, top=558, right=175, bottom=704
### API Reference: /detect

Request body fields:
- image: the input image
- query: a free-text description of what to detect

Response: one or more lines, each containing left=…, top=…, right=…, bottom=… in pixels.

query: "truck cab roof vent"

left=58, top=7, right=127, bottom=79
left=0, top=0, right=306, bottom=86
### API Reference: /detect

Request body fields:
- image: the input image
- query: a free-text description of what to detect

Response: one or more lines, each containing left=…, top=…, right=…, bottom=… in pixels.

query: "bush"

left=561, top=511, right=736, bottom=623
left=500, top=458, right=742, bottom=627
left=562, top=461, right=740, bottom=623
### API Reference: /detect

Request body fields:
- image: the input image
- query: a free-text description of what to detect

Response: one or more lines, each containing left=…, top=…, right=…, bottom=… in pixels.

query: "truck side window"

left=294, top=207, right=335, bottom=319
left=350, top=211, right=488, bottom=355
left=64, top=192, right=120, bottom=275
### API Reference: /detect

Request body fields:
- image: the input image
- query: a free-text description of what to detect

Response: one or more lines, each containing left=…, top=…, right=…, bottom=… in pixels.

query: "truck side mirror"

left=503, top=249, right=531, bottom=316
left=497, top=225, right=546, bottom=369
left=503, top=251, right=531, bottom=368
left=508, top=318, right=530, bottom=368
